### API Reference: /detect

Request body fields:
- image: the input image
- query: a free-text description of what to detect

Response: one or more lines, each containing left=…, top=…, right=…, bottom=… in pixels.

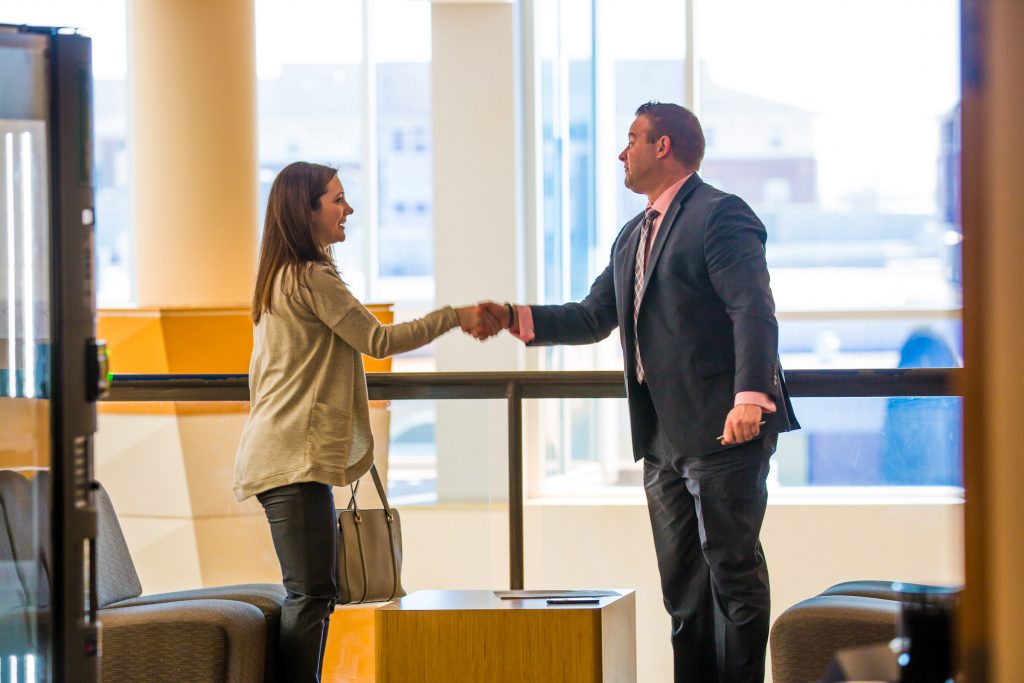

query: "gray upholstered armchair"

left=0, top=470, right=285, bottom=682
left=97, top=598, right=267, bottom=682
left=770, top=589, right=900, bottom=683
left=770, top=580, right=958, bottom=683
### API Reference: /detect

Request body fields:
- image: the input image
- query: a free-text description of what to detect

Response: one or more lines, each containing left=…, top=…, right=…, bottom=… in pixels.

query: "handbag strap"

left=346, top=464, right=394, bottom=516
left=352, top=514, right=369, bottom=604
left=385, top=510, right=400, bottom=601
left=344, top=463, right=401, bottom=603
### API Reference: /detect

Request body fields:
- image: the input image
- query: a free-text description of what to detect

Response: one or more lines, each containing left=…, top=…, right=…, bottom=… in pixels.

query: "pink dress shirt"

left=512, top=175, right=775, bottom=413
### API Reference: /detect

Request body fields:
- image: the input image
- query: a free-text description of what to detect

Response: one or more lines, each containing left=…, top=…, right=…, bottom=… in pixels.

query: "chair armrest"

left=106, top=583, right=286, bottom=621
left=99, top=598, right=265, bottom=683
left=819, top=579, right=963, bottom=601
left=770, top=595, right=899, bottom=683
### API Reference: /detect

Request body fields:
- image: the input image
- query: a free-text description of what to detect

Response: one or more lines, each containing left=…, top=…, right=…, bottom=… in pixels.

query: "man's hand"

left=719, top=404, right=763, bottom=445
left=455, top=306, right=502, bottom=340
left=476, top=301, right=513, bottom=331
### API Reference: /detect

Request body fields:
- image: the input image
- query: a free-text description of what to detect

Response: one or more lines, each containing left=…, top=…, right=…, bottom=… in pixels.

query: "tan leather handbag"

left=337, top=464, right=406, bottom=604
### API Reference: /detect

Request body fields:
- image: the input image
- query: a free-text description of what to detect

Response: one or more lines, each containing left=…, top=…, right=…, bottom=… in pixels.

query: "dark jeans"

left=644, top=422, right=776, bottom=683
left=258, top=482, right=338, bottom=683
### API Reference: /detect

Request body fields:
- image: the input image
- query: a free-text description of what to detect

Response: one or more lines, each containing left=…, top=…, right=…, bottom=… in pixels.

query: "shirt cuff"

left=511, top=305, right=535, bottom=343
left=735, top=391, right=776, bottom=413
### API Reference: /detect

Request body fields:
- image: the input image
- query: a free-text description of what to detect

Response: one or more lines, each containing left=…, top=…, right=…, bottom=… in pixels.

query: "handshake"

left=454, top=302, right=515, bottom=341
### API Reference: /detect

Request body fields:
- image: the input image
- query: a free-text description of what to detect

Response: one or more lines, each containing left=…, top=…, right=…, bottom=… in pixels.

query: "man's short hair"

left=635, top=101, right=705, bottom=170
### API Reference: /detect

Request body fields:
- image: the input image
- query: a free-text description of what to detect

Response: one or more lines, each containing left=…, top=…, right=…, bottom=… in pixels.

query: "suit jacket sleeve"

left=527, top=260, right=619, bottom=347
left=705, top=195, right=780, bottom=396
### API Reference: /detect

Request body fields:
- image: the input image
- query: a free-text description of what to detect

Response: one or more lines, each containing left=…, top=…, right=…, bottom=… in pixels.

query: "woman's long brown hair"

left=252, top=162, right=339, bottom=323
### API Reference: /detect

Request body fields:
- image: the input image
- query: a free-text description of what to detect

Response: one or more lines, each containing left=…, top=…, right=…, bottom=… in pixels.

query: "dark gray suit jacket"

left=528, top=173, right=799, bottom=459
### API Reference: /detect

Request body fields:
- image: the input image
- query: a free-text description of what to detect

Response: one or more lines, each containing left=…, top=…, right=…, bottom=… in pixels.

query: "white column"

left=431, top=0, right=523, bottom=504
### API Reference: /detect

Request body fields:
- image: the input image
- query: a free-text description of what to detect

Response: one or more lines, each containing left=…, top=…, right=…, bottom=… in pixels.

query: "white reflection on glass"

left=2, top=126, right=44, bottom=399
left=5, top=132, right=15, bottom=397
left=21, top=131, right=35, bottom=398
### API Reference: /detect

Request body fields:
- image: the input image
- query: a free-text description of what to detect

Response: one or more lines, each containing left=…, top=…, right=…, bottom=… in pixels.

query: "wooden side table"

left=323, top=604, right=379, bottom=683
left=375, top=590, right=636, bottom=682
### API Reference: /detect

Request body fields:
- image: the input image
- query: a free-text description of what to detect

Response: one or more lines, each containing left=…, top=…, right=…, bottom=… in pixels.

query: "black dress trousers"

left=644, top=417, right=776, bottom=683
left=258, top=482, right=338, bottom=682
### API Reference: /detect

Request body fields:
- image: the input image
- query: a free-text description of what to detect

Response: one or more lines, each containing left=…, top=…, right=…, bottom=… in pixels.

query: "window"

left=256, top=0, right=436, bottom=500
left=530, top=0, right=962, bottom=494
left=256, top=0, right=433, bottom=302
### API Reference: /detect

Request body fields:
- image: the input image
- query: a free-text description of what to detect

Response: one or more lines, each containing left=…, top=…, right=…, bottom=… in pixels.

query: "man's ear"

left=656, top=135, right=672, bottom=159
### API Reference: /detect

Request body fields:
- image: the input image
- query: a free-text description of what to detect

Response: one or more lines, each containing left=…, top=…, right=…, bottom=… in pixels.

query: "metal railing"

left=105, top=368, right=962, bottom=589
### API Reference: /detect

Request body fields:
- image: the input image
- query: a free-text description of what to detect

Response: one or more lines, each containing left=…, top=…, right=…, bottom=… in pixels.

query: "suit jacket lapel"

left=617, top=213, right=645, bottom=332
left=638, top=174, right=703, bottom=305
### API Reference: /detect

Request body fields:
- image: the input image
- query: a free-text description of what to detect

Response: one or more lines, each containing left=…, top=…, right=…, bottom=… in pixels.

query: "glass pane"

left=96, top=398, right=501, bottom=585
left=779, top=314, right=961, bottom=370
left=531, top=398, right=636, bottom=496
left=534, top=0, right=689, bottom=445
left=1, top=32, right=52, bottom=682
left=386, top=398, right=438, bottom=505
left=598, top=0, right=687, bottom=229
left=537, top=0, right=596, bottom=306
left=700, top=0, right=962, bottom=368
left=531, top=0, right=962, bottom=494
left=773, top=397, right=962, bottom=489
left=256, top=0, right=369, bottom=296
left=531, top=396, right=963, bottom=494
left=375, top=0, right=434, bottom=283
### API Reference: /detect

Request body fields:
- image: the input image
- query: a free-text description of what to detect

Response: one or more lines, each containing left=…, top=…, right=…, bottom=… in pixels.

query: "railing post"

left=506, top=380, right=524, bottom=590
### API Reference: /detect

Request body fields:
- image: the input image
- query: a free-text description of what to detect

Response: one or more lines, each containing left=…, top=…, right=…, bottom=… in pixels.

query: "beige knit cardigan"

left=233, top=263, right=459, bottom=501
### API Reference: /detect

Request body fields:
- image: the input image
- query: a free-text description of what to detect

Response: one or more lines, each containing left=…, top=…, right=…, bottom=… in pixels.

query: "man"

left=480, top=102, right=798, bottom=682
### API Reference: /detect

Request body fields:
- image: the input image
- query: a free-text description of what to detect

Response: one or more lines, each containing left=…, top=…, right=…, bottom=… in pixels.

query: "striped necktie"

left=633, top=207, right=659, bottom=383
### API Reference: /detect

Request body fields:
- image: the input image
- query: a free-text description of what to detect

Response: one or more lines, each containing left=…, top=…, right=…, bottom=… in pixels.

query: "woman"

left=233, top=162, right=496, bottom=681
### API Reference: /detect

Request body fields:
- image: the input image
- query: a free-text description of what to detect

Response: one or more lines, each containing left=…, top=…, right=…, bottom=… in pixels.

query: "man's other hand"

left=720, top=404, right=763, bottom=445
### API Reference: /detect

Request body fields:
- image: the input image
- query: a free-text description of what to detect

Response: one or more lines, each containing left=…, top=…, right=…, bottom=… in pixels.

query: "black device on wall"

left=0, top=24, right=104, bottom=682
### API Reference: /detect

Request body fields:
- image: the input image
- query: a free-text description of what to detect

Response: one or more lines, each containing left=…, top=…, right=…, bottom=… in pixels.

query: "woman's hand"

left=455, top=306, right=503, bottom=340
